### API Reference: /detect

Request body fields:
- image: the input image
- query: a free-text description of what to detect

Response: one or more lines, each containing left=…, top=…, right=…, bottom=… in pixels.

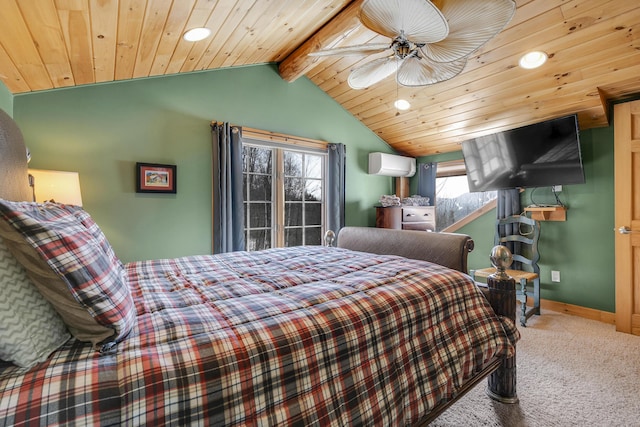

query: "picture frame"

left=136, top=162, right=177, bottom=194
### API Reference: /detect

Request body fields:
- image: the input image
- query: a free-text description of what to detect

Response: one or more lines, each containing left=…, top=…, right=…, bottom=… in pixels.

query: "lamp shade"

left=28, top=169, right=83, bottom=206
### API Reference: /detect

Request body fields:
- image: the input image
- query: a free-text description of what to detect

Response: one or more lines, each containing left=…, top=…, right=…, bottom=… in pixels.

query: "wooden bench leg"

left=532, top=277, right=541, bottom=316
left=519, top=278, right=528, bottom=327
left=519, top=277, right=542, bottom=326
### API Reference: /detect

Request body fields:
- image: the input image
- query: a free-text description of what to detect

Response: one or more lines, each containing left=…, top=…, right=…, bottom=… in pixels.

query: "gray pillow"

left=0, top=237, right=70, bottom=368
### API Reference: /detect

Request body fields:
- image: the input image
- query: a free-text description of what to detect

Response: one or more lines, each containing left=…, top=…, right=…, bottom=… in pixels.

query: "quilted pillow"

left=0, top=200, right=135, bottom=349
left=0, top=237, right=70, bottom=368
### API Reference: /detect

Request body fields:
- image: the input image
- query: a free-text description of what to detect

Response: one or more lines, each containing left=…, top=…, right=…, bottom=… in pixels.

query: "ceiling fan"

left=309, top=0, right=516, bottom=89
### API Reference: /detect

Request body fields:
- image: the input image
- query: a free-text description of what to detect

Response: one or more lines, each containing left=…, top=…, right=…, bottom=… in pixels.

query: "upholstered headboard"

left=337, top=226, right=474, bottom=274
left=0, top=109, right=31, bottom=202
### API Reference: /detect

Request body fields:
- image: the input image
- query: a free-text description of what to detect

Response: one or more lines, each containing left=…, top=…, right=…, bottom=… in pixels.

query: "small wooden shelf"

left=524, top=206, right=567, bottom=221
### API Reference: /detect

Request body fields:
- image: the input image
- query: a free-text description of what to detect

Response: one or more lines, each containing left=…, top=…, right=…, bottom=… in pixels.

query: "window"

left=243, top=145, right=273, bottom=251
left=243, top=139, right=327, bottom=251
left=283, top=151, right=324, bottom=247
left=435, top=160, right=497, bottom=232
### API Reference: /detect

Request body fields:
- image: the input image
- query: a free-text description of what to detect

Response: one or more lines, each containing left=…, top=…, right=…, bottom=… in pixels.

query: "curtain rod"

left=211, top=121, right=329, bottom=150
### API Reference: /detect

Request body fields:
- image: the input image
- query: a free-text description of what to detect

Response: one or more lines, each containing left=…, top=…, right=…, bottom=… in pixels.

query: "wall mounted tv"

left=461, top=114, right=585, bottom=192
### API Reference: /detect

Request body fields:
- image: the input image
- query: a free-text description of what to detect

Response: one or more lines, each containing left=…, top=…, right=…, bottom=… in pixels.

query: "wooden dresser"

left=375, top=206, right=436, bottom=232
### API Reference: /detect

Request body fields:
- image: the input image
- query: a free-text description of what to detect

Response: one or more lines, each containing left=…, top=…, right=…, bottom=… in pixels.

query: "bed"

left=0, top=109, right=518, bottom=426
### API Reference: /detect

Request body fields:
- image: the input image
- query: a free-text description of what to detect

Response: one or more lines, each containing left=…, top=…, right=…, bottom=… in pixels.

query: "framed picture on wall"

left=136, top=162, right=177, bottom=194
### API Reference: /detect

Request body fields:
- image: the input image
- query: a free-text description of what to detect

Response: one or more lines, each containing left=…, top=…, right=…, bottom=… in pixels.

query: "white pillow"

left=0, top=237, right=70, bottom=368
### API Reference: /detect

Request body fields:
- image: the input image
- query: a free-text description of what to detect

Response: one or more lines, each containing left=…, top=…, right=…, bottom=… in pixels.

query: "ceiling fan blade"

left=348, top=56, right=399, bottom=89
left=421, top=0, right=516, bottom=62
left=396, top=54, right=466, bottom=86
left=308, top=43, right=391, bottom=57
left=360, top=0, right=449, bottom=44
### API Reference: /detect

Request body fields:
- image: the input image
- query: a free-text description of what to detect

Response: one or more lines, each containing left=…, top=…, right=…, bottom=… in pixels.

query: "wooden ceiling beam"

left=278, top=0, right=363, bottom=82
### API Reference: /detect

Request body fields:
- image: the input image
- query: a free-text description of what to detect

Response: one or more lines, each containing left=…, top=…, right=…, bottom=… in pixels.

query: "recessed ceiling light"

left=183, top=27, right=211, bottom=42
left=519, top=51, right=548, bottom=69
left=394, top=99, right=411, bottom=110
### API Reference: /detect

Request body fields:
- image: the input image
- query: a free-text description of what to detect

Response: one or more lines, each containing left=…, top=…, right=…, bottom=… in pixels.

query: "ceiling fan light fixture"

left=183, top=27, right=211, bottom=42
left=519, top=51, right=548, bottom=69
left=313, top=0, right=516, bottom=88
left=394, top=99, right=411, bottom=110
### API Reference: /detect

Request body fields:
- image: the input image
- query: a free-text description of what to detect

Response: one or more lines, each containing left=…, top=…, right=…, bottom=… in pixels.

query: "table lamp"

left=28, top=169, right=83, bottom=206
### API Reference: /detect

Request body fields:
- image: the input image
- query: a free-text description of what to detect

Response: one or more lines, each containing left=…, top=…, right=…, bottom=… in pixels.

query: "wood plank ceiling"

left=1, top=0, right=639, bottom=156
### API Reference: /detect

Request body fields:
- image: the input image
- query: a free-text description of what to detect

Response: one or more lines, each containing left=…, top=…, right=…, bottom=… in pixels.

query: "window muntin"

left=243, top=141, right=326, bottom=250
left=243, top=145, right=273, bottom=251
left=283, top=151, right=324, bottom=246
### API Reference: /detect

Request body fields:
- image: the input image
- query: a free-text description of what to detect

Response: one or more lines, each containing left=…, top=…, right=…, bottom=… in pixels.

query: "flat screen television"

left=461, top=114, right=585, bottom=192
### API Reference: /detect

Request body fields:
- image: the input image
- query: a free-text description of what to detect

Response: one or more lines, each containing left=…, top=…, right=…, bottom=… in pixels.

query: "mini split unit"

left=368, top=152, right=416, bottom=177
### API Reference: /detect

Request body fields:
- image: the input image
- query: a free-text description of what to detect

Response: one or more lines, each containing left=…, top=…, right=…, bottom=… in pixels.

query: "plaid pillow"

left=64, top=205, right=123, bottom=272
left=0, top=200, right=135, bottom=347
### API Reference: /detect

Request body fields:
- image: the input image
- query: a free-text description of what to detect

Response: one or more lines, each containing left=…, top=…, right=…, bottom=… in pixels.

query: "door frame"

left=614, top=100, right=640, bottom=334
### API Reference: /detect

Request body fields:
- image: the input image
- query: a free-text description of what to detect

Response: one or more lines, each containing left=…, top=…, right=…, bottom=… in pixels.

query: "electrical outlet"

left=551, top=270, right=561, bottom=282
left=552, top=185, right=562, bottom=192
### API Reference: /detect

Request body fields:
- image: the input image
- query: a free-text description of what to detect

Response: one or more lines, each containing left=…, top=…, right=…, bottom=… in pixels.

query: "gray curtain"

left=327, top=143, right=345, bottom=235
left=211, top=122, right=245, bottom=253
left=417, top=162, right=437, bottom=204
left=497, top=188, right=521, bottom=219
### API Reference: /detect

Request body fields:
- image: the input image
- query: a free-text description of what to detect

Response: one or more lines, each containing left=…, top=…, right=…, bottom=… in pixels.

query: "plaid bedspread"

left=0, top=246, right=518, bottom=426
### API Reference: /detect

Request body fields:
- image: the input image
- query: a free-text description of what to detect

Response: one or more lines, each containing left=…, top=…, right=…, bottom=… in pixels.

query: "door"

left=614, top=100, right=640, bottom=335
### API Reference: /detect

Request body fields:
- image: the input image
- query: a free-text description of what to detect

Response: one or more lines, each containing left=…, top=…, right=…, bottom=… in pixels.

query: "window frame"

left=281, top=149, right=325, bottom=247
left=242, top=128, right=329, bottom=250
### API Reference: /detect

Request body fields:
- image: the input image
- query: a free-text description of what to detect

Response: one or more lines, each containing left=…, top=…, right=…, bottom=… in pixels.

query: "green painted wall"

left=10, top=63, right=616, bottom=312
left=0, top=81, right=12, bottom=116
left=417, top=126, right=616, bottom=312
left=13, top=64, right=396, bottom=262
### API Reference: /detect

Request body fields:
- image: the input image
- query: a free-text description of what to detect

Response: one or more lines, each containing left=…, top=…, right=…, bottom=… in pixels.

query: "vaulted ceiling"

left=1, top=0, right=638, bottom=156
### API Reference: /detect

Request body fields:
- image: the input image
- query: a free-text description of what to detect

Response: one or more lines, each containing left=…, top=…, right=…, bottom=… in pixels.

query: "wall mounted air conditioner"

left=368, top=152, right=416, bottom=177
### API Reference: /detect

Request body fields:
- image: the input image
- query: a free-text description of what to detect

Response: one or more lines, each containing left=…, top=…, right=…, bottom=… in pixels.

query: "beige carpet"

left=430, top=310, right=640, bottom=426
